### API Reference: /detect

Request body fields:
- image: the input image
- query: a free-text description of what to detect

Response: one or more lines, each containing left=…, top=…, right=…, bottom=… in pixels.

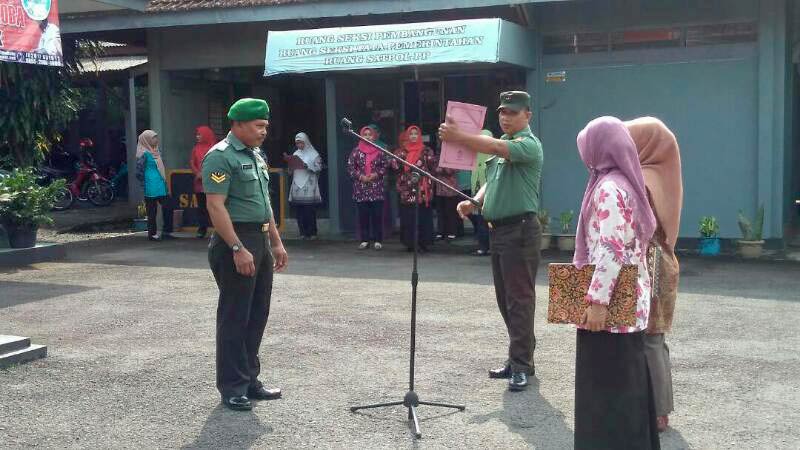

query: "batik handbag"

left=646, top=240, right=663, bottom=301
left=547, top=264, right=638, bottom=328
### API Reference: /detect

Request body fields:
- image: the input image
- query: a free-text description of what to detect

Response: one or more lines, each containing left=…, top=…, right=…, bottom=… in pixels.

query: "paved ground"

left=1, top=237, right=798, bottom=449
left=46, top=200, right=137, bottom=233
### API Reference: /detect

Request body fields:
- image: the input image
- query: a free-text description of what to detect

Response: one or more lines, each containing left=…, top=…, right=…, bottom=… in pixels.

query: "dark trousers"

left=575, top=330, right=660, bottom=450
left=399, top=203, right=434, bottom=250
left=145, top=196, right=173, bottom=237
left=357, top=201, right=384, bottom=243
left=196, top=192, right=209, bottom=231
left=436, top=196, right=460, bottom=237
left=208, top=229, right=273, bottom=398
left=294, top=204, right=318, bottom=237
left=468, top=213, right=490, bottom=252
left=489, top=216, right=541, bottom=374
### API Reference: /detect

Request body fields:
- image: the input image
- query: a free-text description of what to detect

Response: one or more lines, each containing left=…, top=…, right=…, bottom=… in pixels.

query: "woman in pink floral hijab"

left=572, top=116, right=660, bottom=450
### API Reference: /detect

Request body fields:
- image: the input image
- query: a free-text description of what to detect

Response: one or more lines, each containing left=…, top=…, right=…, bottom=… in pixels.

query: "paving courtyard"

left=1, top=237, right=798, bottom=449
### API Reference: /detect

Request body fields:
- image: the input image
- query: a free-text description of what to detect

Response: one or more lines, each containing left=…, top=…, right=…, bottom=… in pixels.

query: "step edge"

left=0, top=336, right=31, bottom=354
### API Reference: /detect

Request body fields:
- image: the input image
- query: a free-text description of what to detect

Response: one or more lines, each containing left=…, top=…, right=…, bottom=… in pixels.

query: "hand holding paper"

left=438, top=101, right=487, bottom=170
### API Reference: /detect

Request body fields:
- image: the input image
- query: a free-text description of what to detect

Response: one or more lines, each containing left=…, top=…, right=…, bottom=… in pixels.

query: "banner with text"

left=264, top=18, right=502, bottom=76
left=0, top=0, right=62, bottom=66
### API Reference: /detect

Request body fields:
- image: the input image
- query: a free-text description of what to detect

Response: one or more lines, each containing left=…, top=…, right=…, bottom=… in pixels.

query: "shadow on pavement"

left=0, top=280, right=98, bottom=308
left=59, top=237, right=800, bottom=301
left=470, top=380, right=573, bottom=449
left=182, top=404, right=272, bottom=449
left=63, top=237, right=499, bottom=286
left=660, top=427, right=692, bottom=450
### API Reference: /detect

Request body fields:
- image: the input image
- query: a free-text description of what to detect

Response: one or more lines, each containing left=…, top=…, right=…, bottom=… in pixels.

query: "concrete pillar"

left=325, top=77, right=341, bottom=234
left=757, top=0, right=789, bottom=239
left=126, top=73, right=143, bottom=205
left=147, top=30, right=168, bottom=139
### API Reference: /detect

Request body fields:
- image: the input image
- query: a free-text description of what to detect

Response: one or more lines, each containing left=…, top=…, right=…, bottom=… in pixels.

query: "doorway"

left=402, top=80, right=442, bottom=149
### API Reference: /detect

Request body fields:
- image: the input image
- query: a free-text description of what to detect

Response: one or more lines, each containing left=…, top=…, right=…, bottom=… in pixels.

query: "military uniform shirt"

left=482, top=126, right=543, bottom=221
left=202, top=132, right=273, bottom=223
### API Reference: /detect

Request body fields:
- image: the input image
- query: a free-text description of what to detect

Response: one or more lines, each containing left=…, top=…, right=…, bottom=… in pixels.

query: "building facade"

left=60, top=0, right=798, bottom=243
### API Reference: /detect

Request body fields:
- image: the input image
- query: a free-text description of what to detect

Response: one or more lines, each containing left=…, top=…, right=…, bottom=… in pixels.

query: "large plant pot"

left=699, top=237, right=720, bottom=256
left=4, top=222, right=38, bottom=248
left=133, top=218, right=148, bottom=231
left=540, top=233, right=552, bottom=250
left=737, top=240, right=764, bottom=259
left=557, top=235, right=576, bottom=252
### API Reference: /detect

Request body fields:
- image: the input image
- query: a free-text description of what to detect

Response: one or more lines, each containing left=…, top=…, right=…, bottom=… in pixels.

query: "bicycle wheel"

left=87, top=180, right=115, bottom=206
left=52, top=187, right=74, bottom=211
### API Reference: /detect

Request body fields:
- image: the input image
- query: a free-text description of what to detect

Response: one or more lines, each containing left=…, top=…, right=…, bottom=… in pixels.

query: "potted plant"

left=698, top=216, right=720, bottom=256
left=538, top=209, right=552, bottom=250
left=133, top=201, right=148, bottom=231
left=557, top=210, right=575, bottom=252
left=737, top=205, right=764, bottom=259
left=0, top=168, right=65, bottom=248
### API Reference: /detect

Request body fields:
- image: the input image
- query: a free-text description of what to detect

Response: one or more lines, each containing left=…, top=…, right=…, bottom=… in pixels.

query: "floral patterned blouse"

left=390, top=146, right=437, bottom=205
left=347, top=148, right=388, bottom=202
left=581, top=180, right=651, bottom=333
left=434, top=159, right=460, bottom=198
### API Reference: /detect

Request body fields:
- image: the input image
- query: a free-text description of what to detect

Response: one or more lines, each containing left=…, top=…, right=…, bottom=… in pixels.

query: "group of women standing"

left=572, top=116, right=681, bottom=449
left=347, top=123, right=466, bottom=253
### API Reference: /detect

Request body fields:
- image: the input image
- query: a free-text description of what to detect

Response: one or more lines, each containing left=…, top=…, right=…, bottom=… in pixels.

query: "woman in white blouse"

left=572, top=116, right=660, bottom=450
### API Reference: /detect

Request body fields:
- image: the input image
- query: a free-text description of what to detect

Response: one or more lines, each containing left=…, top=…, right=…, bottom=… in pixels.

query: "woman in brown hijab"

left=626, top=117, right=683, bottom=433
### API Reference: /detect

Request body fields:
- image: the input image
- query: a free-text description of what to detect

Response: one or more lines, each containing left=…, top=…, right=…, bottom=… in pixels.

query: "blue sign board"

left=265, top=18, right=507, bottom=76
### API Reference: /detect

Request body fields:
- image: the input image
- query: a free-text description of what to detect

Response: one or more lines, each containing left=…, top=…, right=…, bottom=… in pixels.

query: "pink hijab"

left=358, top=126, right=380, bottom=176
left=573, top=116, right=657, bottom=268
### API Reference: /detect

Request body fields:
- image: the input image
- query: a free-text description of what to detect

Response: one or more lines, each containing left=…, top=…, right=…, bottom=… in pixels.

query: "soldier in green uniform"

left=202, top=98, right=289, bottom=411
left=438, top=91, right=543, bottom=391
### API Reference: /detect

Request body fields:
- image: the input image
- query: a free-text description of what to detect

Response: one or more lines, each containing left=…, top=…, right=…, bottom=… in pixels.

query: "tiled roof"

left=146, top=0, right=313, bottom=13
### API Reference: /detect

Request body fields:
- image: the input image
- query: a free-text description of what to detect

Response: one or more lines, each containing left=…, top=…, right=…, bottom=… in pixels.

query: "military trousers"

left=489, top=214, right=541, bottom=374
left=208, top=226, right=273, bottom=398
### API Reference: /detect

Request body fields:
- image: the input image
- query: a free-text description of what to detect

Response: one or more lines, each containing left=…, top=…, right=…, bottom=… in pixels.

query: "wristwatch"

left=231, top=243, right=242, bottom=253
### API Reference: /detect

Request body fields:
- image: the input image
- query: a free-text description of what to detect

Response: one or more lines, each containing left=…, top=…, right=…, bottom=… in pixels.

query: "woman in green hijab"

left=467, top=130, right=493, bottom=255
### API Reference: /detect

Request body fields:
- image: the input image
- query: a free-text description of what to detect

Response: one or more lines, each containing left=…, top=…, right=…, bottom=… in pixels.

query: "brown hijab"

left=136, top=130, right=166, bottom=180
left=625, top=117, right=683, bottom=250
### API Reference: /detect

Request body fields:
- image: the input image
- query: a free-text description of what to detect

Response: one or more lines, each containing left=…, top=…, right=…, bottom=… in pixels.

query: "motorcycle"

left=35, top=166, right=75, bottom=211
left=62, top=151, right=115, bottom=209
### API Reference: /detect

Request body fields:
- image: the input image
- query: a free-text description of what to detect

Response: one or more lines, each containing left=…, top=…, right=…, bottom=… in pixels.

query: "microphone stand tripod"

left=341, top=118, right=478, bottom=438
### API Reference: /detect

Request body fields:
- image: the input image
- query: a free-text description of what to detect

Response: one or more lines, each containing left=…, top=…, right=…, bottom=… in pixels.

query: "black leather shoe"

left=222, top=396, right=252, bottom=411
left=508, top=372, right=528, bottom=391
left=248, top=386, right=282, bottom=400
left=488, top=365, right=512, bottom=379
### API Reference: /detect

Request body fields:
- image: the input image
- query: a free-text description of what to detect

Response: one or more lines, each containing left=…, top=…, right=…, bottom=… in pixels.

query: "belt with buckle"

left=487, top=212, right=536, bottom=229
left=233, top=222, right=270, bottom=233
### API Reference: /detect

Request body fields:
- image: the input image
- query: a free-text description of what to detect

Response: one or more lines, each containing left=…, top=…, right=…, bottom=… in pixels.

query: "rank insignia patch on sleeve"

left=210, top=172, right=227, bottom=183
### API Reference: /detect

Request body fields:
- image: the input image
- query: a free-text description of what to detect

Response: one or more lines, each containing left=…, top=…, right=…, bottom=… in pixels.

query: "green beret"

left=497, top=91, right=531, bottom=112
left=227, top=98, right=270, bottom=122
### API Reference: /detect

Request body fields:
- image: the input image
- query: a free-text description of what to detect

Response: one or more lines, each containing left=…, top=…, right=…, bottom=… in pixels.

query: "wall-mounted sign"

left=265, top=18, right=531, bottom=76
left=546, top=71, right=566, bottom=83
left=168, top=168, right=287, bottom=231
left=0, top=0, right=62, bottom=66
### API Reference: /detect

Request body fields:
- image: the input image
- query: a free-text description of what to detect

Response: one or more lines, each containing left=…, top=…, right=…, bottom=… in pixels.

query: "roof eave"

left=61, top=0, right=551, bottom=34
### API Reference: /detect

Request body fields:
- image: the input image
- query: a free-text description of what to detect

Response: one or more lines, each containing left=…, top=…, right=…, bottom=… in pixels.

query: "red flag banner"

left=0, top=0, right=62, bottom=66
